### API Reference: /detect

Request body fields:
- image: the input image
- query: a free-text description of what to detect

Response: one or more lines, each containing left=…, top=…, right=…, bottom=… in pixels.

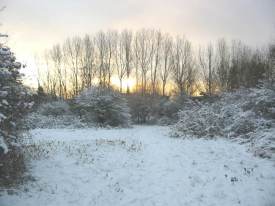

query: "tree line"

left=37, top=29, right=275, bottom=98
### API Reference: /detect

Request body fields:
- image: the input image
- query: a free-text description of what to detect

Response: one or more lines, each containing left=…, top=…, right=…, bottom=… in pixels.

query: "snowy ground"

left=1, top=126, right=275, bottom=206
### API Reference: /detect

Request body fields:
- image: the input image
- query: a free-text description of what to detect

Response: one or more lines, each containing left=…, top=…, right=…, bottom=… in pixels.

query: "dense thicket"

left=37, top=29, right=274, bottom=98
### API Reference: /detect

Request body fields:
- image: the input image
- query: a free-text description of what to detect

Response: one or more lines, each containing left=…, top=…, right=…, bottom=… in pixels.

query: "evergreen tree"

left=0, top=46, right=33, bottom=153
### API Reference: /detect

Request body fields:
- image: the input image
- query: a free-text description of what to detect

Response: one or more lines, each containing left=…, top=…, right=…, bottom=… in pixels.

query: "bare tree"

left=185, top=57, right=197, bottom=96
left=216, top=39, right=230, bottom=91
left=43, top=52, right=50, bottom=94
left=134, top=29, right=154, bottom=95
left=66, top=37, right=82, bottom=95
left=44, top=51, right=57, bottom=97
left=229, top=40, right=253, bottom=89
left=198, top=43, right=216, bottom=95
left=160, top=34, right=173, bottom=96
left=133, top=34, right=140, bottom=92
left=121, top=30, right=133, bottom=93
left=80, top=35, right=95, bottom=89
left=38, top=29, right=272, bottom=98
left=150, top=30, right=162, bottom=95
left=115, top=32, right=127, bottom=92
left=50, top=44, right=64, bottom=98
left=106, top=31, right=117, bottom=87
left=95, top=31, right=108, bottom=87
left=172, top=37, right=193, bottom=95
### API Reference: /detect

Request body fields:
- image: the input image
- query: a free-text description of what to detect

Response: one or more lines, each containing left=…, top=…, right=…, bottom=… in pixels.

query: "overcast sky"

left=1, top=0, right=275, bottom=86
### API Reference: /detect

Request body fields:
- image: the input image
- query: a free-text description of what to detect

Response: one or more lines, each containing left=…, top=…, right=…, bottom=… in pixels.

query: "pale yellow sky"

left=1, top=0, right=274, bottom=87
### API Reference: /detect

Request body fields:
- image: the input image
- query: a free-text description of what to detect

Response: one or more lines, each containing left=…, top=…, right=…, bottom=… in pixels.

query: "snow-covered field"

left=1, top=126, right=275, bottom=206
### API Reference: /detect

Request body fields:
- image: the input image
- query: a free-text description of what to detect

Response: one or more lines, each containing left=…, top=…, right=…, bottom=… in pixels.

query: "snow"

left=0, top=113, right=6, bottom=123
left=1, top=99, right=8, bottom=105
left=0, top=135, right=8, bottom=154
left=0, top=91, right=8, bottom=97
left=1, top=126, right=275, bottom=206
left=0, top=48, right=11, bottom=55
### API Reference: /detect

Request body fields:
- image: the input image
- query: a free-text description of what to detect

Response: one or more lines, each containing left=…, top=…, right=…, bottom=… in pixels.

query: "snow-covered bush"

left=75, top=86, right=131, bottom=127
left=127, top=96, right=158, bottom=125
left=37, top=101, right=70, bottom=116
left=127, top=95, right=187, bottom=125
left=25, top=113, right=87, bottom=129
left=173, top=85, right=275, bottom=159
left=160, top=94, right=206, bottom=125
left=173, top=100, right=223, bottom=138
left=25, top=100, right=89, bottom=129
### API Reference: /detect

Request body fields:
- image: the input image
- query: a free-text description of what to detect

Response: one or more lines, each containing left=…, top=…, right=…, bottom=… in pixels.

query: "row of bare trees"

left=37, top=29, right=274, bottom=98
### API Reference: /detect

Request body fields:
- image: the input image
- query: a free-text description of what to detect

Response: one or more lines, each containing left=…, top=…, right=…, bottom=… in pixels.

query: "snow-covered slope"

left=1, top=126, right=275, bottom=206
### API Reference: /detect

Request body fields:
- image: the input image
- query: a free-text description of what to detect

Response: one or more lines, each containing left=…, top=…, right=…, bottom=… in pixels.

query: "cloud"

left=2, top=0, right=274, bottom=49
